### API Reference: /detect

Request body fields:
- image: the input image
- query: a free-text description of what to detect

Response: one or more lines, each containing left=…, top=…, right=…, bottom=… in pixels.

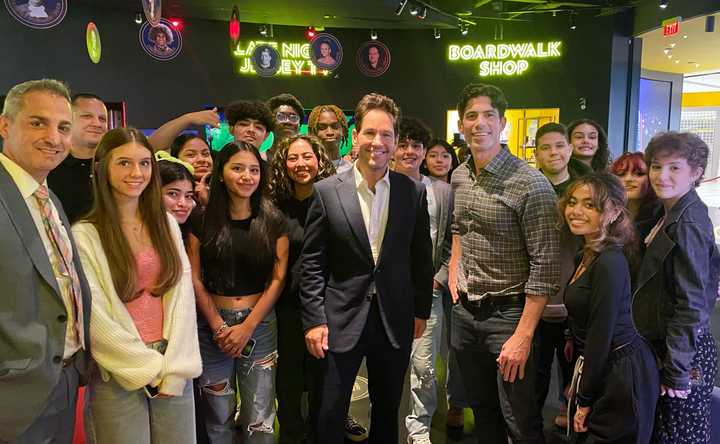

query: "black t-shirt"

left=47, top=154, right=94, bottom=224
left=190, top=212, right=271, bottom=296
left=276, top=196, right=310, bottom=306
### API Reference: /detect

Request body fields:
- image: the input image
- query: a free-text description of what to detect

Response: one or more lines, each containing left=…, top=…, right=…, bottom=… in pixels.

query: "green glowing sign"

left=233, top=40, right=331, bottom=77
left=447, top=41, right=562, bottom=77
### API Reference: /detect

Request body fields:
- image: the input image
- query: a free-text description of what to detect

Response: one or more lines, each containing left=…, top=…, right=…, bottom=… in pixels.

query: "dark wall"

left=634, top=0, right=720, bottom=35
left=1, top=5, right=628, bottom=138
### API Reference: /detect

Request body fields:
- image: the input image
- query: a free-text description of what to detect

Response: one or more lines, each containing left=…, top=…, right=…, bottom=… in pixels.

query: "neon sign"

left=447, top=41, right=562, bottom=77
left=233, top=40, right=331, bottom=77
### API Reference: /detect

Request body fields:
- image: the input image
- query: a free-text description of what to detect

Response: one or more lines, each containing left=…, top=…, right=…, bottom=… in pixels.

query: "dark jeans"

left=534, top=319, right=572, bottom=410
left=275, top=301, right=318, bottom=444
left=315, top=297, right=411, bottom=444
left=451, top=297, right=544, bottom=444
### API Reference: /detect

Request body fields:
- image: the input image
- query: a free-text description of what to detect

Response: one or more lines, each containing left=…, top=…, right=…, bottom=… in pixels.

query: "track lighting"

left=433, top=28, right=440, bottom=39
left=370, top=29, right=378, bottom=40
left=134, top=12, right=142, bottom=24
left=395, top=0, right=408, bottom=15
left=659, top=0, right=669, bottom=9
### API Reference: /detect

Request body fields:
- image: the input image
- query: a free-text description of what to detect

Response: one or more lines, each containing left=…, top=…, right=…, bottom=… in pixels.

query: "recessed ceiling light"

left=674, top=60, right=680, bottom=64
left=670, top=43, right=676, bottom=48
left=664, top=48, right=671, bottom=54
left=683, top=34, right=688, bottom=39
left=668, top=55, right=673, bottom=59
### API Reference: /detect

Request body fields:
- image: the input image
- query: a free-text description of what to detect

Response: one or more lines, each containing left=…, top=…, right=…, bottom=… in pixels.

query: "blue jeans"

left=87, top=376, right=195, bottom=444
left=405, top=290, right=443, bottom=440
left=197, top=308, right=277, bottom=444
left=441, top=287, right=468, bottom=408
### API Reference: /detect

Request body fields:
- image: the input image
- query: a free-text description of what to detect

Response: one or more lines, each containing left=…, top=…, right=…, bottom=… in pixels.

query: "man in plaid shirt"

left=448, top=83, right=560, bottom=444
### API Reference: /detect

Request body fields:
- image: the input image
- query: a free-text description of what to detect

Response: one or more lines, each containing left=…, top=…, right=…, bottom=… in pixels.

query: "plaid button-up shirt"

left=451, top=147, right=560, bottom=301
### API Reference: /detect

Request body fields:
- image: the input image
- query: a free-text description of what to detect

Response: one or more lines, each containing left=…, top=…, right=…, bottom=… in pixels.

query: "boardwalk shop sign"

left=447, top=41, right=562, bottom=77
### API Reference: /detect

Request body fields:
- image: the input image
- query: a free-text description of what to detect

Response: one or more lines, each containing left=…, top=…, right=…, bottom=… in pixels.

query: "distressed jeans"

left=405, top=290, right=443, bottom=440
left=197, top=308, right=278, bottom=444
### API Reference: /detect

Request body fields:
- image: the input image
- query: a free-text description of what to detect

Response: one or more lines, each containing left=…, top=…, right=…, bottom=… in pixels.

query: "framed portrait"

left=4, top=0, right=67, bottom=29
left=141, top=0, right=161, bottom=26
left=251, top=44, right=281, bottom=77
left=139, top=18, right=182, bottom=61
left=310, top=33, right=343, bottom=71
left=356, top=41, right=391, bottom=77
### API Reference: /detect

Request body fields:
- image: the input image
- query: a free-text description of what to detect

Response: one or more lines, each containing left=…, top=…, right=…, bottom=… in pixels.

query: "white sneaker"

left=407, top=434, right=432, bottom=444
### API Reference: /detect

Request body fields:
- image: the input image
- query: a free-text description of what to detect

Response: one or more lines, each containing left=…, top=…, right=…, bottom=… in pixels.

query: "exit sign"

left=662, top=17, right=681, bottom=36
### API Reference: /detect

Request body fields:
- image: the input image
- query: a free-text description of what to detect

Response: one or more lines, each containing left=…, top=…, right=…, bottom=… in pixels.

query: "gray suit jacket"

left=0, top=164, right=92, bottom=442
left=428, top=177, right=452, bottom=287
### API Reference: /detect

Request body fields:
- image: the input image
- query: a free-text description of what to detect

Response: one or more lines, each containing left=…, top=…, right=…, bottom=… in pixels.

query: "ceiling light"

left=674, top=60, right=680, bottom=64
left=258, top=24, right=267, bottom=36
left=659, top=0, right=669, bottom=9
left=460, top=24, right=469, bottom=36
left=433, top=28, right=441, bottom=39
left=323, top=14, right=335, bottom=19
left=370, top=29, right=378, bottom=40
left=695, top=63, right=701, bottom=68
left=134, top=12, right=142, bottom=24
left=409, top=5, right=419, bottom=16
left=569, top=14, right=577, bottom=30
left=668, top=54, right=673, bottom=59
left=418, top=7, right=427, bottom=19
left=663, top=48, right=671, bottom=54
left=670, top=43, right=676, bottom=48
left=683, top=34, right=688, bottom=38
left=395, top=0, right=408, bottom=15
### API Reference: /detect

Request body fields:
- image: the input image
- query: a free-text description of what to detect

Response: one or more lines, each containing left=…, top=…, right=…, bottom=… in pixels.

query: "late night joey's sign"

left=233, top=40, right=331, bottom=77
left=447, top=41, right=562, bottom=77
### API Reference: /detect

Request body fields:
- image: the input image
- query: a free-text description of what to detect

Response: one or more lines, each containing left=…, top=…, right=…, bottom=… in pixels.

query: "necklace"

left=570, top=251, right=596, bottom=284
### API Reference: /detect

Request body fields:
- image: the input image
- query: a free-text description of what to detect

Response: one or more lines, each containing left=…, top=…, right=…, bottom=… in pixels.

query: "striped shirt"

left=451, top=147, right=560, bottom=301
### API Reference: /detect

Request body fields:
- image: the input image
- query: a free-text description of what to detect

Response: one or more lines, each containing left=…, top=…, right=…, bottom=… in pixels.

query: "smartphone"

left=240, top=338, right=256, bottom=358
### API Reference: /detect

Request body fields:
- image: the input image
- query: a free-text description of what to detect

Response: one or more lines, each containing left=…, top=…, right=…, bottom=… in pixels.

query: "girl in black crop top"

left=187, top=141, right=288, bottom=442
left=559, top=173, right=658, bottom=443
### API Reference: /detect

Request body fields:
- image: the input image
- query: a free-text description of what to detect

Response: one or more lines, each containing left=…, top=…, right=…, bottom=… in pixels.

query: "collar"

left=664, top=189, right=702, bottom=224
left=353, top=161, right=390, bottom=191
left=464, top=144, right=511, bottom=178
left=0, top=152, right=44, bottom=199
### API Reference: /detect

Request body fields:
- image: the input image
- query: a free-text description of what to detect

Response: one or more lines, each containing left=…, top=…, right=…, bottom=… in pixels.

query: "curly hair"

left=267, top=93, right=304, bottom=119
left=558, top=172, right=638, bottom=261
left=308, top=105, right=348, bottom=138
left=398, top=116, right=433, bottom=147
left=644, top=131, right=709, bottom=187
left=225, top=100, right=274, bottom=131
left=267, top=134, right=336, bottom=203
left=568, top=119, right=610, bottom=172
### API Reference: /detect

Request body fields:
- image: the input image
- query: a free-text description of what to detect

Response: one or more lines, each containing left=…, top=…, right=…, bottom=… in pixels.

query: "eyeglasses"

left=276, top=112, right=300, bottom=124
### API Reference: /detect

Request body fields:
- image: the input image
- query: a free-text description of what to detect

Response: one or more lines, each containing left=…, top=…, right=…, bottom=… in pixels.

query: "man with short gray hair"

left=0, top=79, right=92, bottom=444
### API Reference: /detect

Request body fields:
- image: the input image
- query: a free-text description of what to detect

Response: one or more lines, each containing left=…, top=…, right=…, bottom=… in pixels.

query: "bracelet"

left=214, top=322, right=229, bottom=338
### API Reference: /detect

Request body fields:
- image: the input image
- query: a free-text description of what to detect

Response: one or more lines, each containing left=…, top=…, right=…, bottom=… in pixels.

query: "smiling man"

left=447, top=83, right=560, bottom=444
left=301, top=93, right=433, bottom=443
left=47, top=93, right=108, bottom=223
left=0, top=79, right=92, bottom=444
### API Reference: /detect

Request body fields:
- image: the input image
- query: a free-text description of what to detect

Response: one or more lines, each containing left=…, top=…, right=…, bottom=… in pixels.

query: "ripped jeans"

left=197, top=308, right=278, bottom=444
left=405, top=289, right=444, bottom=440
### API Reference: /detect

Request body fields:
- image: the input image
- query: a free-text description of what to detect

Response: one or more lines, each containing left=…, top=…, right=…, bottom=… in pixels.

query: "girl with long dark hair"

left=188, top=141, right=288, bottom=444
left=559, top=172, right=658, bottom=443
left=568, top=119, right=610, bottom=172
left=73, top=128, right=201, bottom=443
left=420, top=138, right=460, bottom=183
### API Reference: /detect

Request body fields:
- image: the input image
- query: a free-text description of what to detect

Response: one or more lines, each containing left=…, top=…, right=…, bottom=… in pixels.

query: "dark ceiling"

left=73, top=0, right=638, bottom=29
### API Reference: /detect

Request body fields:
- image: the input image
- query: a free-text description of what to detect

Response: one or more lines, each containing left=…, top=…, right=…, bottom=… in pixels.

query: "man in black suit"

left=300, top=93, right=433, bottom=443
left=0, top=79, right=92, bottom=444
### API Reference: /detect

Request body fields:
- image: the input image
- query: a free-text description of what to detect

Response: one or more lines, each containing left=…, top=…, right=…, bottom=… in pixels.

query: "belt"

left=459, top=292, right=525, bottom=308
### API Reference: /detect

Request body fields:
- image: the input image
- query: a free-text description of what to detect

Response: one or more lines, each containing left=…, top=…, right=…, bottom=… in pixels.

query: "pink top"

left=124, top=248, right=164, bottom=344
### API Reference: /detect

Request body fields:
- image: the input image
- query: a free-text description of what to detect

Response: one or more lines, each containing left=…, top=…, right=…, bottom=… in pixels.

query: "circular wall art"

left=4, top=0, right=67, bottom=29
left=251, top=44, right=281, bottom=77
left=357, top=41, right=391, bottom=77
left=141, top=0, right=161, bottom=26
left=139, top=18, right=182, bottom=61
left=86, top=22, right=101, bottom=64
left=310, top=33, right=343, bottom=71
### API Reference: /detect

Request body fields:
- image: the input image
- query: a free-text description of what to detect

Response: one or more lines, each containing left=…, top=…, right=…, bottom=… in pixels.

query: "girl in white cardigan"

left=73, top=127, right=201, bottom=444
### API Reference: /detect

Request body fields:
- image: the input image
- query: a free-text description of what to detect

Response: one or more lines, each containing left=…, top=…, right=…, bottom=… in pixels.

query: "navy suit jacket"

left=300, top=168, right=434, bottom=352
left=0, top=164, right=92, bottom=442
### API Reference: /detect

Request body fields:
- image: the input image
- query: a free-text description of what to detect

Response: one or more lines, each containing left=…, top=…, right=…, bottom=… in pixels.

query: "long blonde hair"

left=85, top=127, right=181, bottom=302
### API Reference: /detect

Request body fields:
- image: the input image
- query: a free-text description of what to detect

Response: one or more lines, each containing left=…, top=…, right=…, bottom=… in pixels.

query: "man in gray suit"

left=392, top=117, right=453, bottom=444
left=0, top=79, right=92, bottom=444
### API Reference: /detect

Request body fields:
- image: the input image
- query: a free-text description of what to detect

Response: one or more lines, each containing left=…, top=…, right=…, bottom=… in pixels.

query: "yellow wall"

left=682, top=92, right=720, bottom=107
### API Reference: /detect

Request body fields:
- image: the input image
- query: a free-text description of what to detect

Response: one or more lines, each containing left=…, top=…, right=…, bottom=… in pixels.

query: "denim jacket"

left=633, top=189, right=720, bottom=390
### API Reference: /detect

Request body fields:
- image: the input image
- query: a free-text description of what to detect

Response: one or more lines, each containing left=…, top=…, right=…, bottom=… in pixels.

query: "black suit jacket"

left=300, top=168, right=434, bottom=353
left=0, top=164, right=92, bottom=442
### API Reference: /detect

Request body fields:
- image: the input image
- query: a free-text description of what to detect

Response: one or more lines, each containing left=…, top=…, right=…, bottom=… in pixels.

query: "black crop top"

left=190, top=212, right=273, bottom=296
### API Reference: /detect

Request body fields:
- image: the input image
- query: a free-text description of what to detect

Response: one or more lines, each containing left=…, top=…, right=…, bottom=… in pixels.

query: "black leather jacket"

left=633, top=189, right=720, bottom=390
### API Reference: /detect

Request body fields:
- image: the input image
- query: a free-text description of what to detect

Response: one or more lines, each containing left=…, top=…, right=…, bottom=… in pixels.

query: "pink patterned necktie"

left=33, top=185, right=85, bottom=348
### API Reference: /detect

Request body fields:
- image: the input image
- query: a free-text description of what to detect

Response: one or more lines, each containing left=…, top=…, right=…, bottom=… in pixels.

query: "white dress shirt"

left=353, top=162, right=390, bottom=265
left=421, top=175, right=438, bottom=248
left=0, top=153, right=81, bottom=359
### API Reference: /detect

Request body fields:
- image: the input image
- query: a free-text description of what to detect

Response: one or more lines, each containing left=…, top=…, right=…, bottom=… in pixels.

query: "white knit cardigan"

left=72, top=213, right=202, bottom=396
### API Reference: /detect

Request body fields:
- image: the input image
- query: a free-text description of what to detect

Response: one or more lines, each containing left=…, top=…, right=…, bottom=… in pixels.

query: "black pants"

left=276, top=300, right=318, bottom=444
left=451, top=297, right=545, bottom=444
left=314, top=297, right=411, bottom=444
left=577, top=337, right=659, bottom=444
left=535, top=319, right=572, bottom=410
